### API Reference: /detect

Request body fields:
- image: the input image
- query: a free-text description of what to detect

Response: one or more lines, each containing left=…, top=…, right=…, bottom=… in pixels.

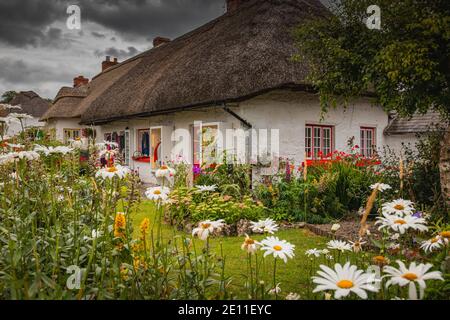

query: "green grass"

left=131, top=201, right=328, bottom=297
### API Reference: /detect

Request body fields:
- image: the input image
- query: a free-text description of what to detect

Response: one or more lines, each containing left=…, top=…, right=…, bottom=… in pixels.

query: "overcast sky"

left=0, top=0, right=330, bottom=100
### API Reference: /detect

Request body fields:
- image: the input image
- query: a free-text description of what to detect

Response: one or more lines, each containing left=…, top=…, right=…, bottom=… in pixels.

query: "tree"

left=293, top=0, right=450, bottom=206
left=1, top=91, right=17, bottom=103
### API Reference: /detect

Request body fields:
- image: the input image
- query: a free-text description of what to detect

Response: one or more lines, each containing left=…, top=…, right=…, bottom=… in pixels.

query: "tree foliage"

left=0, top=91, right=17, bottom=104
left=293, top=0, right=450, bottom=118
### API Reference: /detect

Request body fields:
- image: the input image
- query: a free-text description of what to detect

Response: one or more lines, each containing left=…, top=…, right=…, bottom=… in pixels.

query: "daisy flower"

left=312, top=262, right=379, bottom=299
left=420, top=236, right=444, bottom=253
left=195, top=184, right=217, bottom=193
left=155, top=165, right=175, bottom=179
left=370, top=183, right=392, bottom=192
left=250, top=218, right=279, bottom=234
left=330, top=223, right=341, bottom=232
left=241, top=234, right=260, bottom=254
left=439, top=231, right=450, bottom=244
left=145, top=186, right=170, bottom=201
left=327, top=240, right=352, bottom=252
left=192, top=219, right=225, bottom=241
left=285, top=292, right=300, bottom=300
left=376, top=212, right=428, bottom=234
left=305, top=248, right=322, bottom=258
left=349, top=238, right=367, bottom=253
left=382, top=199, right=415, bottom=216
left=384, top=260, right=443, bottom=300
left=260, top=236, right=295, bottom=263
left=268, top=283, right=281, bottom=295
left=372, top=255, right=390, bottom=267
left=95, top=165, right=130, bottom=179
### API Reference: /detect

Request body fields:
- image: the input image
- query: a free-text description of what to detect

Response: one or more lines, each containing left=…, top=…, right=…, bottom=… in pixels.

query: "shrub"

left=166, top=188, right=266, bottom=226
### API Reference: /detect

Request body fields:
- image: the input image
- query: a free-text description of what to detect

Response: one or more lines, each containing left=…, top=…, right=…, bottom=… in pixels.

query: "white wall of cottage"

left=7, top=117, right=46, bottom=137
left=45, top=90, right=420, bottom=184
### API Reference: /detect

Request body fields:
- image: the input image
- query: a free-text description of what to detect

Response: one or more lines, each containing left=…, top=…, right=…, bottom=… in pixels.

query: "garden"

left=0, top=112, right=449, bottom=300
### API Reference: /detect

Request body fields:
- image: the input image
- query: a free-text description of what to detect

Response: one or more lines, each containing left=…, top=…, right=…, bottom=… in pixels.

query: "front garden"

left=0, top=119, right=449, bottom=300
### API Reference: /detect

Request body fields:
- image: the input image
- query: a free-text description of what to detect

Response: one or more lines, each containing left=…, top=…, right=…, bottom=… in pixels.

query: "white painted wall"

left=7, top=117, right=46, bottom=136
left=238, top=90, right=389, bottom=165
left=384, top=134, right=419, bottom=155
left=98, top=90, right=398, bottom=183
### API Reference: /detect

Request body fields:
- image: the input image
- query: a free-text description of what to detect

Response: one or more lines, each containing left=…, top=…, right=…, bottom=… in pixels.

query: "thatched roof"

left=41, top=86, right=88, bottom=120
left=8, top=91, right=50, bottom=118
left=384, top=111, right=448, bottom=135
left=76, top=0, right=327, bottom=125
left=42, top=58, right=140, bottom=121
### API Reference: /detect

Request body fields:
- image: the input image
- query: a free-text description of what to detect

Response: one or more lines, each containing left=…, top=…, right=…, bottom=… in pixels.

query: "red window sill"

left=132, top=156, right=151, bottom=163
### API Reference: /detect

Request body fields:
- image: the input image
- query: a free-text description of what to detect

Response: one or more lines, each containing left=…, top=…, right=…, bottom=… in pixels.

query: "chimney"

left=102, top=56, right=119, bottom=72
left=153, top=36, right=171, bottom=48
left=226, top=0, right=246, bottom=13
left=73, top=75, right=89, bottom=88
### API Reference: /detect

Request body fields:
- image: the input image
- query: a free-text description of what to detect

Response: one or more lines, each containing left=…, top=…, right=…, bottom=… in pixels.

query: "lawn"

left=132, top=200, right=328, bottom=297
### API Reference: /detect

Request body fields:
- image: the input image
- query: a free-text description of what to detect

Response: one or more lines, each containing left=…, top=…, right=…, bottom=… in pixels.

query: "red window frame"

left=305, top=124, right=334, bottom=159
left=360, top=127, right=376, bottom=157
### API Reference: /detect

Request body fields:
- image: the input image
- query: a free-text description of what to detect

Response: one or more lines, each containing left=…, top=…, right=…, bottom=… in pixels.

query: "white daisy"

left=370, top=183, right=392, bottom=192
left=268, top=283, right=281, bottom=295
left=8, top=112, right=34, bottom=120
left=95, top=165, right=130, bottom=179
left=384, top=260, right=443, bottom=300
left=321, top=249, right=330, bottom=255
left=420, top=236, right=444, bottom=253
left=312, top=262, right=379, bottom=299
left=155, top=165, right=175, bottom=179
left=331, top=223, right=341, bottom=232
left=382, top=199, right=415, bottom=216
left=196, top=184, right=217, bottom=193
left=285, top=292, right=300, bottom=300
left=250, top=218, right=279, bottom=234
left=327, top=240, right=352, bottom=252
left=349, top=238, right=367, bottom=253
left=145, top=186, right=170, bottom=201
left=376, top=212, right=428, bottom=234
left=260, top=236, right=295, bottom=263
left=192, top=219, right=225, bottom=241
left=305, top=248, right=322, bottom=258
left=241, top=234, right=260, bottom=254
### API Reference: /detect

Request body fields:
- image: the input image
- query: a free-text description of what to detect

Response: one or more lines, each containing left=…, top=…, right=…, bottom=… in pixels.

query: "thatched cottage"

left=4, top=91, right=50, bottom=136
left=41, top=0, right=439, bottom=183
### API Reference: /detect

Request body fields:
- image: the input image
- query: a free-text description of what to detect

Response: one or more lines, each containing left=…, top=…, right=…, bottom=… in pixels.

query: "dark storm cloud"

left=95, top=46, right=141, bottom=59
left=0, top=0, right=65, bottom=47
left=0, top=0, right=225, bottom=48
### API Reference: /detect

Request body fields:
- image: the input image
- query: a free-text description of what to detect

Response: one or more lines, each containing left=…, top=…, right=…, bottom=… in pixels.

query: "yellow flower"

left=133, top=256, right=148, bottom=271
left=114, top=212, right=126, bottom=238
left=140, top=218, right=150, bottom=236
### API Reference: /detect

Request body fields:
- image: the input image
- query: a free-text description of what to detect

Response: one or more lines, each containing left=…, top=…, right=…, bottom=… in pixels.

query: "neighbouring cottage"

left=41, top=0, right=446, bottom=184
left=3, top=91, right=50, bottom=136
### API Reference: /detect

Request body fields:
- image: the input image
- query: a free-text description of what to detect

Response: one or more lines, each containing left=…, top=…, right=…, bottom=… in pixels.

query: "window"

left=150, top=127, right=162, bottom=169
left=63, top=129, right=81, bottom=143
left=360, top=127, right=376, bottom=157
left=193, top=123, right=219, bottom=166
left=137, top=129, right=150, bottom=157
left=305, top=125, right=333, bottom=159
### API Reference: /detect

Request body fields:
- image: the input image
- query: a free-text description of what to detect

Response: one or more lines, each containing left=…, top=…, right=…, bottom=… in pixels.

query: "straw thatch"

left=8, top=91, right=50, bottom=118
left=42, top=57, right=141, bottom=121
left=75, top=0, right=327, bottom=124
